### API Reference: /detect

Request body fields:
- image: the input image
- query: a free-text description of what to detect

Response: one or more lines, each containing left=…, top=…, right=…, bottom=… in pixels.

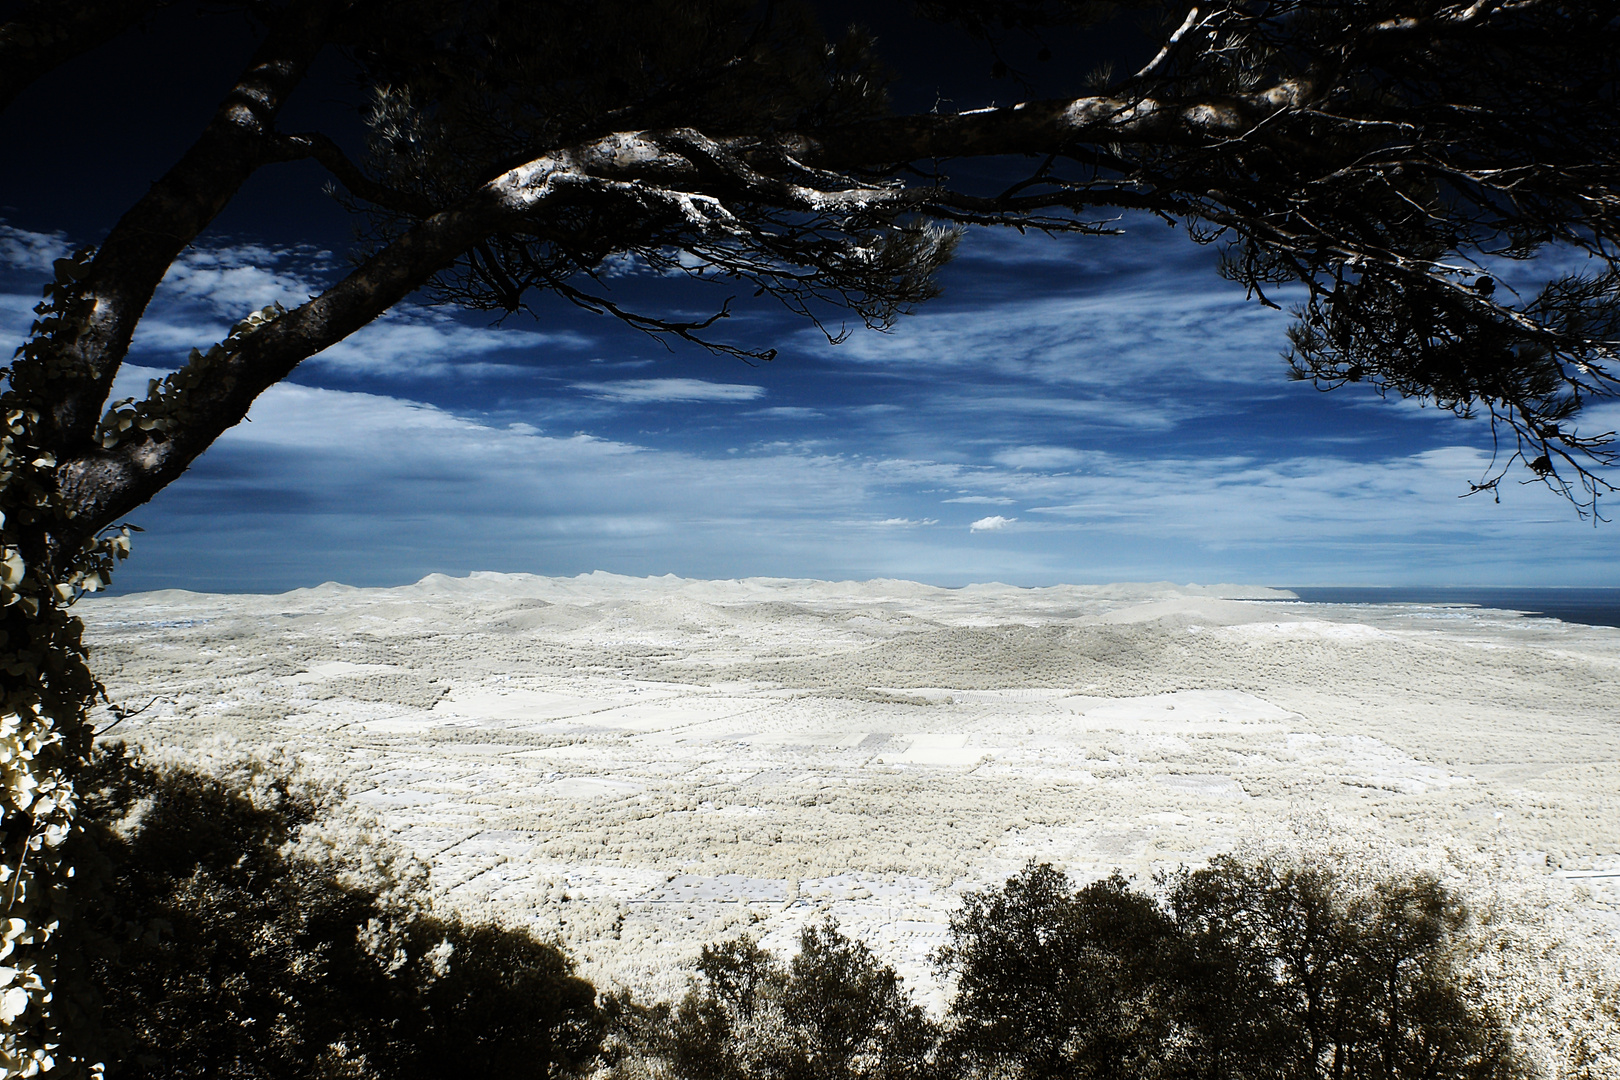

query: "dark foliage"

left=48, top=762, right=1528, bottom=1080
left=56, top=745, right=602, bottom=1079
left=1166, top=855, right=1520, bottom=1080
left=937, top=867, right=1179, bottom=1079
left=386, top=915, right=602, bottom=1079
left=939, top=857, right=1524, bottom=1080
left=669, top=921, right=939, bottom=1080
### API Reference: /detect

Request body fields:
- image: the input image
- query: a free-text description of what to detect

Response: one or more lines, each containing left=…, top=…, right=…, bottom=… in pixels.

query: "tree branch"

left=782, top=84, right=1320, bottom=169
left=51, top=162, right=556, bottom=549
left=271, top=130, right=439, bottom=217
left=14, top=0, right=349, bottom=457
left=42, top=0, right=1620, bottom=536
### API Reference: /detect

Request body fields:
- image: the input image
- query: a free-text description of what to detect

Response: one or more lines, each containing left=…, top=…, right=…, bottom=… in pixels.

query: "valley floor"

left=81, top=573, right=1620, bottom=1004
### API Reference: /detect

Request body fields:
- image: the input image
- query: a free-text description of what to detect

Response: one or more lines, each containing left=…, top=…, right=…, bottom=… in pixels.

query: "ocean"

left=1280, top=587, right=1620, bottom=630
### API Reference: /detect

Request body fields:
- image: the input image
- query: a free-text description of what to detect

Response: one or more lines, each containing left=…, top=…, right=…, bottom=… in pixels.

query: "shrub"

left=56, top=743, right=601, bottom=1079
left=47, top=743, right=1540, bottom=1080
left=390, top=915, right=602, bottom=1079
left=669, top=922, right=938, bottom=1080
left=936, top=867, right=1178, bottom=1080
left=1166, top=854, right=1521, bottom=1080
left=939, top=856, right=1525, bottom=1080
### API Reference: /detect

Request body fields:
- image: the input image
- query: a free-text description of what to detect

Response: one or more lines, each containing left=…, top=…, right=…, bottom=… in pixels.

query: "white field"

left=80, top=573, right=1620, bottom=1007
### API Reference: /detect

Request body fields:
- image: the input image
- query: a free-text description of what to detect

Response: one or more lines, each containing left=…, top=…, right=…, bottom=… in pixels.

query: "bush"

left=936, top=867, right=1178, bottom=1080
left=57, top=743, right=602, bottom=1079
left=1166, top=854, right=1519, bottom=1080
left=47, top=744, right=1536, bottom=1080
left=394, top=915, right=602, bottom=1079
left=669, top=922, right=938, bottom=1080
left=938, top=857, right=1525, bottom=1080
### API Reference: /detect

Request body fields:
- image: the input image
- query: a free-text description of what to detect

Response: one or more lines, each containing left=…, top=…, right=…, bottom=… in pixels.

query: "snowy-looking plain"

left=80, top=574, right=1620, bottom=1007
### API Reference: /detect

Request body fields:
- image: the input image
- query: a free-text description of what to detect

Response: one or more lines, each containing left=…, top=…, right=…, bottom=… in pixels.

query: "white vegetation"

left=80, top=573, right=1620, bottom=1074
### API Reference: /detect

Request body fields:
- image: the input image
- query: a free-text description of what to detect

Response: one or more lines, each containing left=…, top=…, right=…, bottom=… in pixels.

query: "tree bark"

left=28, top=0, right=346, bottom=454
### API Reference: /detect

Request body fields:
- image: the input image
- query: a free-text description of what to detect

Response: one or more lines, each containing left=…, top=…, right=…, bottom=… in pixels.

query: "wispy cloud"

left=0, top=223, right=71, bottom=271
left=951, top=214, right=1209, bottom=278
left=105, top=374, right=924, bottom=589
left=573, top=378, right=766, bottom=403
left=90, top=240, right=592, bottom=377
left=156, top=242, right=328, bottom=313
left=0, top=291, right=38, bottom=338
left=825, top=286, right=1297, bottom=389
left=1570, top=401, right=1620, bottom=441
left=1011, top=446, right=1533, bottom=543
left=937, top=393, right=1185, bottom=430
left=11, top=220, right=1614, bottom=592
left=90, top=366, right=1620, bottom=591
left=313, top=308, right=588, bottom=378
left=993, top=446, right=1103, bottom=471
left=752, top=406, right=825, bottom=419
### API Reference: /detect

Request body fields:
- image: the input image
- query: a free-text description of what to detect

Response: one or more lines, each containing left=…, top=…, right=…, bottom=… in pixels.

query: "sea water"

left=1280, top=587, right=1620, bottom=630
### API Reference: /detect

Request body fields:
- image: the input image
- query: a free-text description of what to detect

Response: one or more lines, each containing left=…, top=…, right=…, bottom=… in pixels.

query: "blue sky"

left=4, top=215, right=1615, bottom=593
left=1, top=2, right=1615, bottom=593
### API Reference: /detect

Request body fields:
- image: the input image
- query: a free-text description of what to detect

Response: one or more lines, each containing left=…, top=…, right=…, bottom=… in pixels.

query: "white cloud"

left=823, top=283, right=1298, bottom=391
left=992, top=446, right=1100, bottom=471
left=573, top=378, right=766, bottom=403
left=2, top=238, right=587, bottom=382
left=1008, top=446, right=1543, bottom=544
left=0, top=223, right=71, bottom=272
left=1340, top=391, right=1476, bottom=429
left=124, top=300, right=578, bottom=379
left=103, top=241, right=586, bottom=377
left=313, top=309, right=584, bottom=377
left=0, top=291, right=39, bottom=340
left=953, top=214, right=1207, bottom=276
left=1573, top=401, right=1620, bottom=441
left=109, top=373, right=922, bottom=588
left=17, top=225, right=1609, bottom=592
left=95, top=366, right=1620, bottom=591
left=157, top=243, right=324, bottom=313
left=753, top=406, right=825, bottom=419
left=938, top=393, right=1184, bottom=430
